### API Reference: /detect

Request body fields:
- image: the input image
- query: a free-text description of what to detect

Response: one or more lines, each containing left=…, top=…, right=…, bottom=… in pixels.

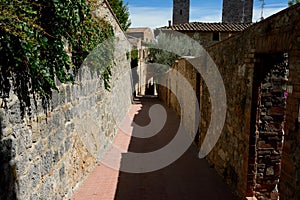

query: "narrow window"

left=180, top=10, right=183, bottom=15
left=213, top=32, right=220, bottom=41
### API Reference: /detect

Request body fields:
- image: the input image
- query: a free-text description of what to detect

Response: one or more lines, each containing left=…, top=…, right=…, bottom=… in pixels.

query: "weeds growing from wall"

left=0, top=0, right=114, bottom=115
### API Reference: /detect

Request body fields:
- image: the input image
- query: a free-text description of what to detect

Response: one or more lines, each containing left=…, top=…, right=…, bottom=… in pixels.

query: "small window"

left=180, top=10, right=183, bottom=15
left=213, top=32, right=220, bottom=41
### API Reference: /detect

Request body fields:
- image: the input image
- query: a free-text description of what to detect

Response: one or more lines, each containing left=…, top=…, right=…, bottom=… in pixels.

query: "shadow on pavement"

left=114, top=97, right=241, bottom=200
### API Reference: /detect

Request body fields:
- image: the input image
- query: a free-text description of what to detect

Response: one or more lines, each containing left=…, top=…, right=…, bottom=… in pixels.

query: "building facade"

left=126, top=28, right=156, bottom=96
left=222, top=0, right=254, bottom=23
left=157, top=22, right=253, bottom=48
left=167, top=0, right=254, bottom=47
left=126, top=27, right=154, bottom=43
left=173, top=0, right=253, bottom=25
left=173, top=0, right=190, bottom=25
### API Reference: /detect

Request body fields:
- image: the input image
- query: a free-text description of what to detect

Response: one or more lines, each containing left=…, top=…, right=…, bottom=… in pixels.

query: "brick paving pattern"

left=71, top=97, right=241, bottom=200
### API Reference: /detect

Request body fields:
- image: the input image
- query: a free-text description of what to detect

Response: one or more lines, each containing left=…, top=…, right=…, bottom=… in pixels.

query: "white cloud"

left=190, top=7, right=221, bottom=22
left=128, top=6, right=172, bottom=29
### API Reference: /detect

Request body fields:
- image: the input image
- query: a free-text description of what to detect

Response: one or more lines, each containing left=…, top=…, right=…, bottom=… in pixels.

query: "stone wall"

left=179, top=32, right=233, bottom=48
left=172, top=0, right=190, bottom=25
left=157, top=4, right=300, bottom=199
left=251, top=53, right=288, bottom=199
left=222, top=0, right=253, bottom=23
left=158, top=58, right=199, bottom=138
left=200, top=40, right=253, bottom=197
left=0, top=1, right=133, bottom=199
left=207, top=5, right=300, bottom=199
left=126, top=28, right=154, bottom=43
left=279, top=5, right=300, bottom=199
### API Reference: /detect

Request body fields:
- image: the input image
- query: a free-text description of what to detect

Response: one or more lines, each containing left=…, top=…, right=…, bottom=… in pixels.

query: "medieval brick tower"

left=222, top=0, right=253, bottom=23
left=173, top=0, right=190, bottom=25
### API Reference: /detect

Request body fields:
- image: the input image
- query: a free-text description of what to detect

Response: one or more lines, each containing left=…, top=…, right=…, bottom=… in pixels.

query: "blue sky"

left=123, top=0, right=288, bottom=28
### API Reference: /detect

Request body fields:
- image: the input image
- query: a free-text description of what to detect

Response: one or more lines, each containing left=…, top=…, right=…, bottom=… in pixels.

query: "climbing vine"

left=0, top=0, right=114, bottom=115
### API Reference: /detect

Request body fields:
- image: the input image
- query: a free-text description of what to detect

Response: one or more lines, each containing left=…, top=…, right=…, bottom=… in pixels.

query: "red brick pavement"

left=71, top=97, right=243, bottom=200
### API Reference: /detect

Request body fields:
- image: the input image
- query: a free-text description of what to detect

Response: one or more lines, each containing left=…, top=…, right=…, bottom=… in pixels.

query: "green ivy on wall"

left=0, top=0, right=114, bottom=115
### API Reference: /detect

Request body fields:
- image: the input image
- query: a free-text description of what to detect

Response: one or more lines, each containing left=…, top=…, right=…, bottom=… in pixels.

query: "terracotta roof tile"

left=161, top=22, right=253, bottom=32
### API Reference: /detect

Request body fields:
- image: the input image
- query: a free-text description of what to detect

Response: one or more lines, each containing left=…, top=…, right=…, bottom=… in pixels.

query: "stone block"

left=66, top=85, right=71, bottom=103
left=30, top=192, right=39, bottom=200
left=64, top=109, right=72, bottom=122
left=53, top=151, right=59, bottom=164
left=41, top=151, right=53, bottom=176
left=8, top=104, right=23, bottom=124
left=258, top=150, right=272, bottom=155
left=19, top=129, right=32, bottom=152
left=59, top=164, right=65, bottom=182
left=52, top=113, right=62, bottom=129
left=59, top=90, right=66, bottom=105
left=218, top=149, right=227, bottom=161
left=258, top=141, right=273, bottom=149
left=29, top=162, right=41, bottom=188
left=257, top=173, right=264, bottom=179
left=35, top=140, right=44, bottom=153
left=65, top=137, right=71, bottom=153
left=266, top=166, right=274, bottom=176
left=0, top=109, right=9, bottom=130
left=39, top=178, right=52, bottom=200
left=59, top=143, right=65, bottom=158
left=52, top=91, right=59, bottom=110
left=269, top=107, right=285, bottom=116
left=15, top=155, right=30, bottom=176
left=18, top=175, right=29, bottom=199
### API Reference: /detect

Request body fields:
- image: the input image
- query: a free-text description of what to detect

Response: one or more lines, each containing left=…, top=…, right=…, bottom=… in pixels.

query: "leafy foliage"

left=130, top=49, right=139, bottom=68
left=131, top=49, right=139, bottom=61
left=107, top=0, right=131, bottom=30
left=147, top=31, right=202, bottom=73
left=288, top=0, right=300, bottom=6
left=83, top=37, right=115, bottom=90
left=0, top=0, right=114, bottom=114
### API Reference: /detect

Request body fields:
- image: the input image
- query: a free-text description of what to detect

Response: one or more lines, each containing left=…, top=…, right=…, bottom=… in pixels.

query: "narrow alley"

left=71, top=97, right=240, bottom=200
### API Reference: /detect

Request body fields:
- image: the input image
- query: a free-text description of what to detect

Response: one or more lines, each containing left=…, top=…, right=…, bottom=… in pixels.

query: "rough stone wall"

left=173, top=0, right=190, bottom=25
left=157, top=4, right=300, bottom=199
left=126, top=28, right=154, bottom=43
left=187, top=32, right=218, bottom=47
left=136, top=62, right=148, bottom=96
left=157, top=48, right=252, bottom=197
left=0, top=1, right=132, bottom=199
left=279, top=7, right=300, bottom=200
left=180, top=31, right=236, bottom=48
left=126, top=32, right=144, bottom=40
left=158, top=58, right=198, bottom=138
left=222, top=0, right=253, bottom=23
left=253, top=54, right=288, bottom=199
left=142, top=28, right=154, bottom=42
left=204, top=40, right=254, bottom=197
left=208, top=5, right=300, bottom=198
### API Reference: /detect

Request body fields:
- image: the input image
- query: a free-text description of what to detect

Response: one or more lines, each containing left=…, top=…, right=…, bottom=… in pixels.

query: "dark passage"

left=114, top=97, right=240, bottom=200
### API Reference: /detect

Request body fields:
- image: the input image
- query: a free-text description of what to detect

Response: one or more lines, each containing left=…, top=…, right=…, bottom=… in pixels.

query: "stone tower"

left=173, top=0, right=190, bottom=25
left=222, top=0, right=253, bottom=23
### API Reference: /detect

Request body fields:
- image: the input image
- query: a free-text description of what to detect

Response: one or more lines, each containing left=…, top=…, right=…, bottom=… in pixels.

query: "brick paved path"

left=71, top=97, right=241, bottom=200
